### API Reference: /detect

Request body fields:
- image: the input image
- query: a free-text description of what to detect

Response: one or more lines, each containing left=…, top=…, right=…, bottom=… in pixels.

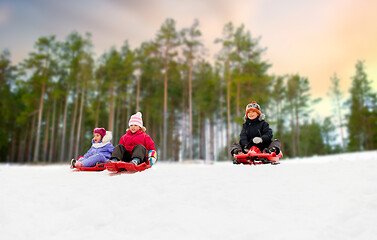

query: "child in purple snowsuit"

left=71, top=128, right=114, bottom=168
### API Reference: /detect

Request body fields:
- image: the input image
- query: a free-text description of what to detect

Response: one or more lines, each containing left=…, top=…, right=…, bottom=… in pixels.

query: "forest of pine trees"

left=1, top=19, right=376, bottom=163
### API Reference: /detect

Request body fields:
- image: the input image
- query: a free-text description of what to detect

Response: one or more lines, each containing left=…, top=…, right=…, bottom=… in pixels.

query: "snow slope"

left=1, top=151, right=377, bottom=240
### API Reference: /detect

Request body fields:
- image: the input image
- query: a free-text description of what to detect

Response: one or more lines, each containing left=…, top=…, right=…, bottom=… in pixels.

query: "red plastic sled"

left=105, top=160, right=151, bottom=173
left=234, top=146, right=283, bottom=165
left=71, top=163, right=107, bottom=171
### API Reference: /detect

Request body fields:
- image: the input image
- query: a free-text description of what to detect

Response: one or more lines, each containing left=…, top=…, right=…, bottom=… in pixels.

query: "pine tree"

left=181, top=19, right=203, bottom=160
left=215, top=22, right=234, bottom=157
left=321, top=117, right=337, bottom=154
left=192, top=60, right=219, bottom=161
left=62, top=32, right=93, bottom=161
left=347, top=61, right=374, bottom=151
left=155, top=18, right=180, bottom=160
left=20, top=36, right=59, bottom=162
left=286, top=74, right=317, bottom=157
left=270, top=75, right=286, bottom=150
left=328, top=73, right=346, bottom=152
left=0, top=49, right=18, bottom=161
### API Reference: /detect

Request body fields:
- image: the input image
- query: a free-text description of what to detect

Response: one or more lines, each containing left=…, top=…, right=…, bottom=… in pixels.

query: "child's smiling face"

left=130, top=125, right=141, bottom=133
left=93, top=133, right=102, bottom=143
left=247, top=111, right=258, bottom=120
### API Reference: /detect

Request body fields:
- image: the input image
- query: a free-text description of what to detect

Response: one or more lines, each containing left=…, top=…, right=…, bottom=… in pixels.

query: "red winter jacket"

left=119, top=130, right=156, bottom=154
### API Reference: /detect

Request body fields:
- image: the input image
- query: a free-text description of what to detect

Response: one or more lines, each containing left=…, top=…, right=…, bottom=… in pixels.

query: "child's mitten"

left=148, top=150, right=157, bottom=166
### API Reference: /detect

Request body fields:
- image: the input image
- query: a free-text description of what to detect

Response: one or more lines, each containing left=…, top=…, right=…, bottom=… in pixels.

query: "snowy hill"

left=1, top=151, right=377, bottom=240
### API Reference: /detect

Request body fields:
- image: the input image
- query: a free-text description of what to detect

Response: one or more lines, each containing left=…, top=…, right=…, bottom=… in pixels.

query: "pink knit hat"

left=129, top=112, right=143, bottom=128
left=93, top=128, right=106, bottom=138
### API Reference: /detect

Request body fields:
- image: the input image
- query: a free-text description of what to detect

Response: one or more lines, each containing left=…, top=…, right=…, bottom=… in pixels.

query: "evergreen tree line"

left=1, top=19, right=376, bottom=163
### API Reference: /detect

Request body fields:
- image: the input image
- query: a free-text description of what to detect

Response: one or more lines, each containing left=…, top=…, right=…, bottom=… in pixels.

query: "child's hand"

left=148, top=150, right=157, bottom=166
left=149, top=157, right=157, bottom=165
left=253, top=137, right=263, bottom=144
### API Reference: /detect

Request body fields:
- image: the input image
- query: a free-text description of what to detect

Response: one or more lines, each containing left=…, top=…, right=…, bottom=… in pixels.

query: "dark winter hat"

left=245, top=101, right=261, bottom=116
left=93, top=128, right=106, bottom=138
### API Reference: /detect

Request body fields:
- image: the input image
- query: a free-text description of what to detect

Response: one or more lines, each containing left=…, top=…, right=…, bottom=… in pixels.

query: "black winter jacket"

left=239, top=117, right=273, bottom=151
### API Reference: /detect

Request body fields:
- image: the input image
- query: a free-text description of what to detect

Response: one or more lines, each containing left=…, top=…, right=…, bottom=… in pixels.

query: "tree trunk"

left=159, top=108, right=164, bottom=160
left=162, top=47, right=169, bottom=161
left=226, top=58, right=231, bottom=158
left=42, top=104, right=50, bottom=163
left=181, top=106, right=187, bottom=161
left=94, top=86, right=102, bottom=128
left=80, top=110, right=86, bottom=153
left=219, top=78, right=224, bottom=160
left=33, top=82, right=46, bottom=163
left=188, top=58, right=193, bottom=160
left=136, top=73, right=141, bottom=111
left=9, top=131, right=16, bottom=163
left=209, top=117, right=214, bottom=162
left=48, top=97, right=57, bottom=163
left=60, top=90, right=69, bottom=162
left=168, top=113, right=176, bottom=161
left=27, top=112, right=37, bottom=163
left=115, top=92, right=122, bottom=141
left=120, top=95, right=127, bottom=137
left=367, top=116, right=374, bottom=150
left=236, top=83, right=240, bottom=116
left=290, top=109, right=296, bottom=157
left=75, top=79, right=86, bottom=158
left=17, top=128, right=26, bottom=163
left=336, top=96, right=346, bottom=152
left=174, top=133, right=180, bottom=161
left=146, top=104, right=150, bottom=133
left=180, top=67, right=188, bottom=161
left=199, top=114, right=206, bottom=160
left=108, top=85, right=115, bottom=131
left=295, top=105, right=301, bottom=157
left=68, top=82, right=80, bottom=160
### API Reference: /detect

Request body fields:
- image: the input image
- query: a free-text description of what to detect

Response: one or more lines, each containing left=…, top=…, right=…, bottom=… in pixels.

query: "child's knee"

left=134, top=144, right=146, bottom=150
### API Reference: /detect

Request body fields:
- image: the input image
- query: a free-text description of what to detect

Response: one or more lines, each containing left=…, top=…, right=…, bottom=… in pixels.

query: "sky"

left=1, top=0, right=377, bottom=118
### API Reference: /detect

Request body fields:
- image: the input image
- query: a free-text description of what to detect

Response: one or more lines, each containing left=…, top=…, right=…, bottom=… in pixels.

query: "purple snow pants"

left=78, top=153, right=107, bottom=167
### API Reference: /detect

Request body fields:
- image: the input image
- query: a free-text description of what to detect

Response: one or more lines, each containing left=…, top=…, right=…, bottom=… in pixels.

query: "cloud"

left=0, top=6, right=10, bottom=26
left=2, top=0, right=376, bottom=96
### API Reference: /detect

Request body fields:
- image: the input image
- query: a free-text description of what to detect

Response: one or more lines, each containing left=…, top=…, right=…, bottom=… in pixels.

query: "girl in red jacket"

left=109, top=112, right=157, bottom=165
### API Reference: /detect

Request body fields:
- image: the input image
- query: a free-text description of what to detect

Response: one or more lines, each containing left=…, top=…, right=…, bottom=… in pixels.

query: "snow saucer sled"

left=234, top=146, right=283, bottom=165
left=105, top=160, right=152, bottom=173
left=71, top=163, right=107, bottom=171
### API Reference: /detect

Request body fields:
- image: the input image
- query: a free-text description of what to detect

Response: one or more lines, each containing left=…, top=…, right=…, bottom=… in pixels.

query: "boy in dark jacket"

left=230, top=101, right=281, bottom=164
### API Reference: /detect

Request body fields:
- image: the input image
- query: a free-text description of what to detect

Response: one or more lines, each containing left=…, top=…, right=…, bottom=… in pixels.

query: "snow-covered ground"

left=1, top=151, right=377, bottom=240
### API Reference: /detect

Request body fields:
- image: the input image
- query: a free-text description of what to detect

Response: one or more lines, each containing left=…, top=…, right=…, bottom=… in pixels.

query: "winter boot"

left=70, top=159, right=76, bottom=168
left=230, top=143, right=242, bottom=156
left=130, top=157, right=141, bottom=165
left=96, top=162, right=105, bottom=167
left=267, top=146, right=280, bottom=155
left=232, top=158, right=240, bottom=164
left=260, top=158, right=271, bottom=164
left=107, top=157, right=120, bottom=163
left=266, top=139, right=281, bottom=154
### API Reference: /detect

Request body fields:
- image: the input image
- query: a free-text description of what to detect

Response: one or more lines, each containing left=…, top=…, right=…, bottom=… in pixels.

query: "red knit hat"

left=245, top=101, right=261, bottom=115
left=93, top=128, right=106, bottom=138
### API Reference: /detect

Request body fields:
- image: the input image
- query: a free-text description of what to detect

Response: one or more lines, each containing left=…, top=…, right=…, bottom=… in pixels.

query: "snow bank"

left=1, top=152, right=377, bottom=240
